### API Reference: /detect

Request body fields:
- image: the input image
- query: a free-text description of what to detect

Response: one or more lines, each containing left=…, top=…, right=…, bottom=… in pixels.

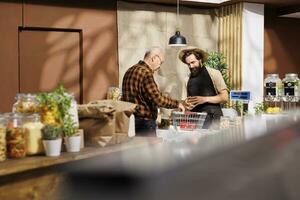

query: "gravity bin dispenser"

left=264, top=73, right=299, bottom=111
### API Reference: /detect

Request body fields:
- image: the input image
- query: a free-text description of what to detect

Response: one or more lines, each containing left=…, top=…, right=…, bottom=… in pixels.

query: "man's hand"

left=187, top=96, right=207, bottom=107
left=183, top=98, right=194, bottom=110
left=178, top=102, right=186, bottom=112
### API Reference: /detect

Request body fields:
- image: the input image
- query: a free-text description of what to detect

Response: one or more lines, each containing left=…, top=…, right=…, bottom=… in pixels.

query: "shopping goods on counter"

left=172, top=111, right=207, bottom=131
left=78, top=100, right=136, bottom=147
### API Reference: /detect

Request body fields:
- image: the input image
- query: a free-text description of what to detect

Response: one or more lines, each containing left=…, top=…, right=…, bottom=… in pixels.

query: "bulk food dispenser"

left=264, top=74, right=282, bottom=110
left=282, top=73, right=299, bottom=110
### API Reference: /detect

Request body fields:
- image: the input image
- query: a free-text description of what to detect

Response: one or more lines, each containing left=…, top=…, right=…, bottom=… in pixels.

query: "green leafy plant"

left=204, top=51, right=230, bottom=91
left=233, top=100, right=249, bottom=116
left=37, top=84, right=78, bottom=137
left=254, top=102, right=267, bottom=115
left=62, top=115, right=79, bottom=137
left=42, top=124, right=63, bottom=140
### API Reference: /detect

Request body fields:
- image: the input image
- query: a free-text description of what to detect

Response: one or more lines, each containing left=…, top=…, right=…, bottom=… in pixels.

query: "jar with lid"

left=23, top=114, right=44, bottom=155
left=0, top=115, right=7, bottom=161
left=107, top=87, right=122, bottom=100
left=5, top=113, right=26, bottom=158
left=12, top=93, right=40, bottom=114
left=282, top=73, right=299, bottom=102
left=264, top=74, right=282, bottom=101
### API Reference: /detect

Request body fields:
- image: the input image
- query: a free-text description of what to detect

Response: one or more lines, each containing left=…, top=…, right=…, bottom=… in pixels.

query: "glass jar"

left=282, top=73, right=299, bottom=102
left=264, top=74, right=282, bottom=101
left=0, top=115, right=7, bottom=161
left=5, top=113, right=26, bottom=158
left=158, top=116, right=170, bottom=130
left=23, top=114, right=44, bottom=155
left=107, top=87, right=122, bottom=100
left=12, top=93, right=40, bottom=114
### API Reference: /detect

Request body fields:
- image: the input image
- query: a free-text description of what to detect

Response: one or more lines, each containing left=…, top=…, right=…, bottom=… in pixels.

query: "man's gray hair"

left=144, top=46, right=165, bottom=59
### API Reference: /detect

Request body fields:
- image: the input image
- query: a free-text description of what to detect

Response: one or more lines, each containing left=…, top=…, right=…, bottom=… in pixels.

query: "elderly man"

left=122, top=46, right=185, bottom=136
left=179, top=47, right=228, bottom=129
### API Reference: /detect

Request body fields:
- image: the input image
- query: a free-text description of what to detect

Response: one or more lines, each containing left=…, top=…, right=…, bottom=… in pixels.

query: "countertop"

left=0, top=137, right=161, bottom=177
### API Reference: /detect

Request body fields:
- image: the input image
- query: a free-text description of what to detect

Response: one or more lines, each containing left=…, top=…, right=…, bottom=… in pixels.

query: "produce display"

left=179, top=122, right=196, bottom=130
left=0, top=124, right=6, bottom=161
left=6, top=127, right=26, bottom=158
left=0, top=85, right=80, bottom=162
left=266, top=107, right=282, bottom=114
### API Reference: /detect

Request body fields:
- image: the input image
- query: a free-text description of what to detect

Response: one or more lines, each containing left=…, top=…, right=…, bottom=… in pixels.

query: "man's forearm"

left=206, top=92, right=228, bottom=104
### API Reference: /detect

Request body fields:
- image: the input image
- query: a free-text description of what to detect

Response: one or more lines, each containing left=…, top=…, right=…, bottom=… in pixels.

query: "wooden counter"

left=0, top=137, right=161, bottom=177
left=0, top=137, right=161, bottom=200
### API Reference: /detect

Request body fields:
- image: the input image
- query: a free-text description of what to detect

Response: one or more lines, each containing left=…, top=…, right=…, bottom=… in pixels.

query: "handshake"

left=178, top=96, right=208, bottom=112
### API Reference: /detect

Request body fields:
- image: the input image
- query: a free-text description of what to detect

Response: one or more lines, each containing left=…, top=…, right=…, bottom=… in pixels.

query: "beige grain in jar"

left=23, top=114, right=44, bottom=155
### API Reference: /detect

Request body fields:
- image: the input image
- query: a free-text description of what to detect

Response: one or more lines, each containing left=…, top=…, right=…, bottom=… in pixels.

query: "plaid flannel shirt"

left=122, top=61, right=179, bottom=120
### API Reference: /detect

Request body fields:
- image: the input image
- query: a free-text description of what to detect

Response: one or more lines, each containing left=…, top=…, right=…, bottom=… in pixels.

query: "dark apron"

left=187, top=67, right=223, bottom=129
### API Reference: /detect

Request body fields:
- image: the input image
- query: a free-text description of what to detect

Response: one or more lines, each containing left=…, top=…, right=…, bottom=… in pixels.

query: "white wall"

left=242, top=3, right=264, bottom=114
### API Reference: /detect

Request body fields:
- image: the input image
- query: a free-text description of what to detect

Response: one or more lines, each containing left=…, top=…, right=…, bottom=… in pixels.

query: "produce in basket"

left=179, top=121, right=196, bottom=130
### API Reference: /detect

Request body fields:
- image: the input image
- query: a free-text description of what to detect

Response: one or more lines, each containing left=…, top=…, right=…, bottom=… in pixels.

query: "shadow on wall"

left=19, top=0, right=118, bottom=103
left=117, top=1, right=218, bottom=100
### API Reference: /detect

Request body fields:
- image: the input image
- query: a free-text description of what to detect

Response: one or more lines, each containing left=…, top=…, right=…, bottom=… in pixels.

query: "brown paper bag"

left=78, top=100, right=136, bottom=147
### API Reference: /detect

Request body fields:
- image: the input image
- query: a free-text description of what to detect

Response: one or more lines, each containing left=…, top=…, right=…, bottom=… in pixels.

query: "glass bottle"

left=282, top=73, right=299, bottom=102
left=5, top=113, right=26, bottom=158
left=264, top=74, right=282, bottom=102
left=12, top=93, right=40, bottom=114
left=23, top=114, right=44, bottom=155
left=0, top=115, right=7, bottom=161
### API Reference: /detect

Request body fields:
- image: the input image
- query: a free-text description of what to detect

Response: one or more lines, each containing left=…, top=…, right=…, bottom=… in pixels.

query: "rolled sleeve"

left=214, top=70, right=228, bottom=92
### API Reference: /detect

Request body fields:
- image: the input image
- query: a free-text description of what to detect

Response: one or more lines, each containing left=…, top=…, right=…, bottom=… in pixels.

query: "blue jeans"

left=135, top=118, right=156, bottom=136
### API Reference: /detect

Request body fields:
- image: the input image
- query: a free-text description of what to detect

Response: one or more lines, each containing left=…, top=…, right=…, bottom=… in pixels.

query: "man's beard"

left=190, top=67, right=201, bottom=77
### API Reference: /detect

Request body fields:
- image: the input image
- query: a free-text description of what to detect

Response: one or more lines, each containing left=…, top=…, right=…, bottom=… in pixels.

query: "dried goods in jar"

left=107, top=87, right=121, bottom=100
left=24, top=114, right=44, bottom=155
left=0, top=124, right=6, bottom=161
left=13, top=94, right=40, bottom=114
left=6, top=127, right=26, bottom=158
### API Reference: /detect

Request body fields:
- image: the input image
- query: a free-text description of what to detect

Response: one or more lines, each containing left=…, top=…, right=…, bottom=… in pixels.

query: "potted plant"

left=42, top=125, right=63, bottom=157
left=204, top=51, right=230, bottom=91
left=63, top=116, right=81, bottom=153
left=38, top=85, right=81, bottom=152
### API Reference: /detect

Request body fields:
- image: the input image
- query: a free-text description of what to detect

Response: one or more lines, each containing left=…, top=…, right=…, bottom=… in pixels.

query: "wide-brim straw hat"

left=178, top=46, right=208, bottom=64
